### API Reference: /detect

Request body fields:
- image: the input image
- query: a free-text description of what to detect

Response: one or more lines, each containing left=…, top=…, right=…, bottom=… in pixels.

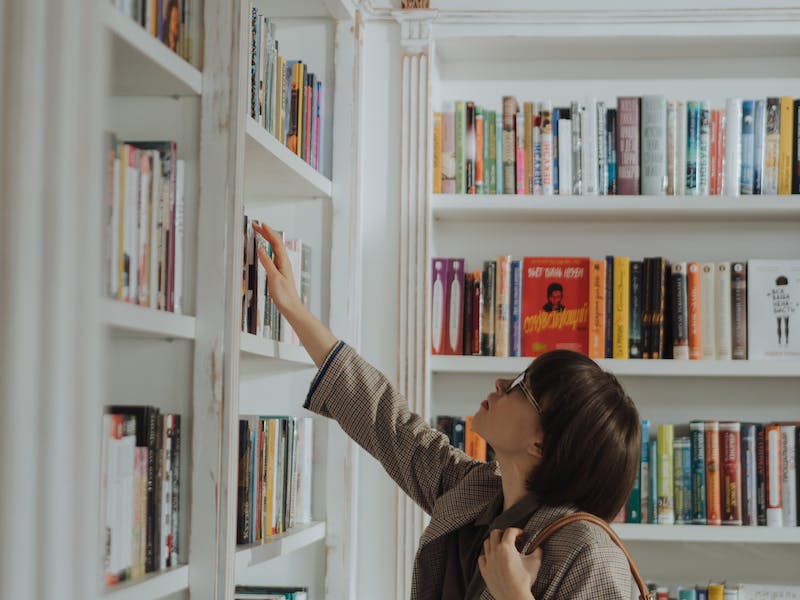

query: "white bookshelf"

left=101, top=298, right=197, bottom=340
left=245, top=118, right=333, bottom=199
left=432, top=194, right=800, bottom=223
left=240, top=333, right=315, bottom=367
left=235, top=521, right=327, bottom=571
left=430, top=355, right=800, bottom=378
left=103, top=3, right=202, bottom=96
left=613, top=524, right=800, bottom=544
left=103, top=565, right=190, bottom=600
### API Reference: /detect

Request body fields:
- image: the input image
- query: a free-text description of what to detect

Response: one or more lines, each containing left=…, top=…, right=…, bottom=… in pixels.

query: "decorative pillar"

left=393, top=10, right=435, bottom=600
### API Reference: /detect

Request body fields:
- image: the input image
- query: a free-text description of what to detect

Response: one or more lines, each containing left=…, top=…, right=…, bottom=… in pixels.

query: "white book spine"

left=698, top=101, right=711, bottom=196
left=752, top=99, right=766, bottom=195
left=570, top=101, right=582, bottom=195
left=540, top=100, right=554, bottom=196
left=766, top=426, right=783, bottom=527
left=532, top=103, right=542, bottom=195
left=581, top=97, right=599, bottom=195
left=148, top=152, right=160, bottom=309
left=160, top=418, right=172, bottom=570
left=781, top=425, right=797, bottom=527
left=700, top=262, right=717, bottom=359
left=724, top=98, right=743, bottom=196
left=763, top=98, right=781, bottom=195
left=174, top=160, right=185, bottom=315
left=596, top=101, right=607, bottom=195
left=641, top=95, right=667, bottom=196
left=127, top=156, right=139, bottom=304
left=666, top=100, right=677, bottom=195
left=111, top=158, right=121, bottom=298
left=715, top=262, right=733, bottom=359
left=676, top=101, right=687, bottom=195
left=558, top=119, right=572, bottom=195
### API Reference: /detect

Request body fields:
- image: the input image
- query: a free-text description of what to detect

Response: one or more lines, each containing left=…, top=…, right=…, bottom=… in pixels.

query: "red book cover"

left=521, top=257, right=590, bottom=356
left=720, top=422, right=743, bottom=525
left=616, top=96, right=641, bottom=195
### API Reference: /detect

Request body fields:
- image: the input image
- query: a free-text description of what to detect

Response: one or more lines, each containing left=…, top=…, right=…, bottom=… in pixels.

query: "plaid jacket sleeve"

left=304, top=341, right=481, bottom=514
left=552, top=542, right=633, bottom=599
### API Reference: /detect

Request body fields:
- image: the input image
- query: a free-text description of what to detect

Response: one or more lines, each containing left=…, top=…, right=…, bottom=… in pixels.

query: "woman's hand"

left=478, top=528, right=543, bottom=600
left=252, top=221, right=303, bottom=317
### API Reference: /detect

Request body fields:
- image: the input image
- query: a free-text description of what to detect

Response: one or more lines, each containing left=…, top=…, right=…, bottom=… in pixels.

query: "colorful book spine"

left=541, top=101, right=554, bottom=195
left=649, top=438, right=659, bottom=524
left=687, top=262, right=702, bottom=360
left=502, top=96, right=518, bottom=194
left=705, top=420, right=722, bottom=525
left=510, top=260, right=522, bottom=357
left=698, top=101, right=711, bottom=195
left=515, top=112, right=525, bottom=194
left=778, top=96, right=794, bottom=194
left=720, top=421, right=743, bottom=525
left=766, top=424, right=783, bottom=526
left=431, top=259, right=448, bottom=355
left=674, top=436, right=692, bottom=524
left=455, top=101, right=466, bottom=194
left=781, top=424, right=797, bottom=526
left=671, top=261, right=689, bottom=360
left=657, top=424, right=675, bottom=525
left=466, top=102, right=476, bottom=194
left=641, top=94, right=667, bottom=195
left=686, top=101, right=700, bottom=195
left=604, top=255, right=614, bottom=358
left=753, top=99, right=766, bottom=194
left=616, top=96, right=640, bottom=194
left=571, top=101, right=583, bottom=195
left=558, top=112, right=573, bottom=195
left=629, top=260, right=643, bottom=359
left=731, top=262, right=747, bottom=360
left=446, top=259, right=465, bottom=355
left=488, top=111, right=497, bottom=194
left=588, top=259, right=606, bottom=359
left=612, top=257, right=630, bottom=359
left=606, top=108, right=617, bottom=194
left=442, top=105, right=456, bottom=194
left=475, top=106, right=484, bottom=194
left=690, top=421, right=707, bottom=524
left=481, top=262, right=496, bottom=356
left=676, top=101, right=687, bottom=195
left=741, top=422, right=758, bottom=526
left=641, top=419, right=650, bottom=525
left=763, top=97, right=781, bottom=195
left=494, top=256, right=511, bottom=357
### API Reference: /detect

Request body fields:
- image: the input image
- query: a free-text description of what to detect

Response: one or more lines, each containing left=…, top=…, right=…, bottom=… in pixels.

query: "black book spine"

left=481, top=262, right=496, bottom=356
left=629, top=260, right=643, bottom=358
left=462, top=273, right=474, bottom=356
left=237, top=420, right=250, bottom=545
left=169, top=414, right=181, bottom=566
left=793, top=99, right=800, bottom=194
left=641, top=257, right=653, bottom=359
left=604, top=256, right=614, bottom=358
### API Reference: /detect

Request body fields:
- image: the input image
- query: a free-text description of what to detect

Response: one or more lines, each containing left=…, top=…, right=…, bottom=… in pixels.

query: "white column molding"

left=326, top=10, right=366, bottom=600
left=394, top=11, right=435, bottom=600
left=0, top=0, right=104, bottom=599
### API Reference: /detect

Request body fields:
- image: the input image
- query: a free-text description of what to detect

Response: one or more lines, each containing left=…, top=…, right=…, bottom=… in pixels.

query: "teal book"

left=678, top=588, right=697, bottom=600
left=640, top=419, right=650, bottom=524
left=487, top=111, right=497, bottom=194
left=649, top=439, right=658, bottom=523
left=690, top=420, right=707, bottom=524
left=626, top=421, right=645, bottom=522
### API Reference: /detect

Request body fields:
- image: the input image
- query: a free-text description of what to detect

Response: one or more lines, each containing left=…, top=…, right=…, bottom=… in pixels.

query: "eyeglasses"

left=505, top=371, right=542, bottom=415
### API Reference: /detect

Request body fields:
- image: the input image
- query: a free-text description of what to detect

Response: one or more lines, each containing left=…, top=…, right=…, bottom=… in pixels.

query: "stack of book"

left=433, top=96, right=800, bottom=196
left=431, top=257, right=800, bottom=360
left=642, top=583, right=800, bottom=600
left=111, top=0, right=194, bottom=62
left=102, top=406, right=181, bottom=586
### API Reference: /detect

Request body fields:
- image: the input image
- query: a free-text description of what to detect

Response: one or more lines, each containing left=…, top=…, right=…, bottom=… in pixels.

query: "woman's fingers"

left=257, top=246, right=280, bottom=280
left=501, top=527, right=523, bottom=546
left=252, top=221, right=288, bottom=268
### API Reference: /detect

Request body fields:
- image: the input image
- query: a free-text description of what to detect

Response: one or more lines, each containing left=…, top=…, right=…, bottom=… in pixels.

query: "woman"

left=253, top=221, right=641, bottom=600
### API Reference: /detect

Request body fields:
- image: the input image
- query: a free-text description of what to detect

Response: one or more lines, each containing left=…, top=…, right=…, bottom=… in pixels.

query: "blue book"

left=604, top=255, right=614, bottom=358
left=678, top=589, right=697, bottom=600
left=649, top=439, right=658, bottom=523
left=607, top=108, right=617, bottom=194
left=753, top=99, right=766, bottom=194
left=552, top=108, right=560, bottom=195
left=675, top=437, right=693, bottom=524
left=510, top=260, right=522, bottom=356
left=690, top=420, right=707, bottom=524
left=686, top=101, right=700, bottom=193
left=695, top=588, right=708, bottom=600
left=741, top=99, right=755, bottom=194
left=640, top=420, right=650, bottom=524
left=627, top=421, right=644, bottom=522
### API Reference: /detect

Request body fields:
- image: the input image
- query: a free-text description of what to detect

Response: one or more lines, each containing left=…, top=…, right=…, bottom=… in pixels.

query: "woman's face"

left=471, top=376, right=544, bottom=457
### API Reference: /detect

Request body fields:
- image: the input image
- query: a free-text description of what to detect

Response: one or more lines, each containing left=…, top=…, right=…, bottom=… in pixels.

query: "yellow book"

left=778, top=96, right=794, bottom=194
left=433, top=112, right=443, bottom=193
left=612, top=256, right=630, bottom=359
left=494, top=255, right=511, bottom=357
left=707, top=584, right=725, bottom=600
left=657, top=424, right=675, bottom=525
left=588, top=259, right=606, bottom=359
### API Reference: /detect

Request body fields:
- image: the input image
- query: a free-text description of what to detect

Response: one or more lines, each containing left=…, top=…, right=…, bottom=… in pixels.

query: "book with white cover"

left=747, top=259, right=800, bottom=359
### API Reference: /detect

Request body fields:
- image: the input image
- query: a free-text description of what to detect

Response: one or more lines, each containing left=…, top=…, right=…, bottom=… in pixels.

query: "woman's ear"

left=527, top=440, right=544, bottom=459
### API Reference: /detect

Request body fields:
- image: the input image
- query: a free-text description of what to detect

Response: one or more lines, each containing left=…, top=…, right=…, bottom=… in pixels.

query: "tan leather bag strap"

left=527, top=512, right=651, bottom=600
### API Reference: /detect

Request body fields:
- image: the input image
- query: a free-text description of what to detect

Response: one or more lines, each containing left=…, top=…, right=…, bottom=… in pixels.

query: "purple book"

left=445, top=259, right=465, bottom=354
left=431, top=258, right=450, bottom=355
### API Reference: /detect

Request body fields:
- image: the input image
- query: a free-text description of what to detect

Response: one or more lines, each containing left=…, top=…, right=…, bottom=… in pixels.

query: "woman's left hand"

left=478, top=527, right=543, bottom=600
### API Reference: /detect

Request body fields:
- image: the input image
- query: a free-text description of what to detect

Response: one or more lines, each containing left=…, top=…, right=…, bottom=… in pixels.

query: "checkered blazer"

left=305, top=342, right=635, bottom=600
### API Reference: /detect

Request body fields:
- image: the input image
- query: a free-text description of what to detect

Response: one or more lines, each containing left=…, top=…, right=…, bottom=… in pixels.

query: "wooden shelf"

left=101, top=298, right=196, bottom=340
left=235, top=521, right=326, bottom=570
left=240, top=333, right=315, bottom=367
left=104, top=3, right=202, bottom=96
left=431, top=194, right=800, bottom=223
left=244, top=118, right=332, bottom=200
left=104, top=565, right=189, bottom=600
left=613, top=524, right=800, bottom=544
left=429, top=355, right=800, bottom=378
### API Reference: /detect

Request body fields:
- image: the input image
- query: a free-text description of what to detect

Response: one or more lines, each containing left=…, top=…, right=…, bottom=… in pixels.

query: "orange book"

left=588, top=259, right=606, bottom=359
left=687, top=262, right=703, bottom=360
left=705, top=420, right=722, bottom=525
left=465, top=416, right=487, bottom=461
left=433, top=113, right=443, bottom=194
left=778, top=96, right=794, bottom=194
left=524, top=102, right=534, bottom=193
left=765, top=424, right=783, bottom=526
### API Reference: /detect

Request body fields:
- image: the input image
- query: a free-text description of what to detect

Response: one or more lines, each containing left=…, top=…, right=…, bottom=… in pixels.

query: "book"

left=741, top=423, right=758, bottom=526
left=720, top=421, right=743, bottom=525
left=764, top=97, right=781, bottom=195
left=641, top=95, right=667, bottom=195
left=641, top=420, right=650, bottom=524
left=778, top=96, right=794, bottom=194
left=588, top=259, right=606, bottom=359
left=502, top=96, right=518, bottom=194
left=674, top=436, right=692, bottom=524
left=731, top=262, right=748, bottom=360
left=441, top=105, right=456, bottom=193
left=700, top=263, right=717, bottom=359
left=612, top=256, right=630, bottom=359
left=510, top=260, right=522, bottom=357
left=687, top=262, right=702, bottom=360
left=716, top=262, right=733, bottom=360
left=747, top=260, right=800, bottom=359
left=690, top=420, right=707, bottom=524
left=433, top=112, right=442, bottom=193
left=765, top=423, right=783, bottom=526
left=657, top=424, right=674, bottom=525
left=494, top=256, right=511, bottom=357
left=521, top=257, right=590, bottom=356
left=741, top=100, right=755, bottom=194
left=481, top=262, right=496, bottom=355
left=724, top=98, right=743, bottom=195
left=705, top=420, right=722, bottom=526
left=671, top=262, right=689, bottom=360
left=446, top=259, right=465, bottom=355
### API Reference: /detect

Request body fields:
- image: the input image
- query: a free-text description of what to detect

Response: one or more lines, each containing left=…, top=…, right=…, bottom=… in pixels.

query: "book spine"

left=475, top=106, right=484, bottom=194
left=524, top=102, right=534, bottom=193
left=465, top=102, right=476, bottom=194
left=596, top=101, right=607, bottom=195
left=649, top=438, right=658, bottom=523
left=709, top=110, right=720, bottom=195
left=640, top=420, right=650, bottom=524
left=541, top=101, right=554, bottom=195
left=700, top=262, right=716, bottom=359
left=612, top=257, right=630, bottom=359
left=558, top=117, right=573, bottom=195
left=442, top=106, right=456, bottom=194
left=724, top=98, right=742, bottom=196
left=698, top=101, right=711, bottom=196
left=657, top=424, right=675, bottom=525
left=481, top=262, right=495, bottom=355
left=571, top=101, right=583, bottom=195
left=686, top=101, right=700, bottom=195
left=705, top=420, right=722, bottom=525
left=433, top=112, right=442, bottom=194
left=756, top=424, right=767, bottom=525
left=502, top=96, right=517, bottom=194
left=741, top=100, right=755, bottom=194
left=515, top=112, right=525, bottom=194
left=778, top=96, right=794, bottom=194
left=446, top=259, right=464, bottom=355
left=715, top=262, right=732, bottom=359
left=674, top=436, right=692, bottom=525
left=670, top=262, right=689, bottom=360
left=588, top=259, right=606, bottom=359
left=766, top=424, right=783, bottom=526
left=641, top=94, right=667, bottom=195
left=720, top=422, right=743, bottom=525
left=582, top=97, right=599, bottom=195
left=731, top=262, right=747, bottom=360
left=764, top=97, right=781, bottom=195
left=532, top=108, right=542, bottom=194
left=488, top=111, right=497, bottom=194
left=741, top=423, right=758, bottom=526
left=676, top=101, right=687, bottom=195
left=606, top=108, right=617, bottom=194
left=173, top=160, right=184, bottom=314
left=666, top=100, right=677, bottom=195
left=627, top=434, right=643, bottom=523
left=687, top=262, right=702, bottom=360
left=494, top=256, right=511, bottom=357
left=169, top=414, right=180, bottom=565
left=462, top=273, right=474, bottom=355
left=794, top=100, right=800, bottom=194
left=616, top=97, right=640, bottom=195
left=690, top=421, right=707, bottom=524
left=552, top=108, right=560, bottom=195
left=455, top=101, right=466, bottom=194
left=471, top=270, right=482, bottom=355
left=496, top=117, right=503, bottom=194
left=430, top=259, right=447, bottom=355
left=781, top=425, right=797, bottom=526
left=604, top=255, right=614, bottom=358
left=510, top=260, right=522, bottom=357
left=753, top=99, right=766, bottom=194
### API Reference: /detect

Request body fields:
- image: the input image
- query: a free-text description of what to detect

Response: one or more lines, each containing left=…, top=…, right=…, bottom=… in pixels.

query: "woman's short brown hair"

left=524, top=349, right=641, bottom=521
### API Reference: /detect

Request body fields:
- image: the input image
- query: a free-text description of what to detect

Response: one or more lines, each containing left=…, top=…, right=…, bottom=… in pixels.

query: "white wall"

left=354, top=17, right=404, bottom=600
